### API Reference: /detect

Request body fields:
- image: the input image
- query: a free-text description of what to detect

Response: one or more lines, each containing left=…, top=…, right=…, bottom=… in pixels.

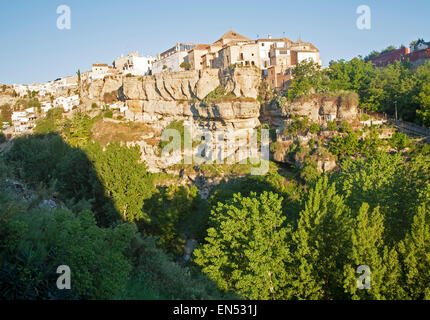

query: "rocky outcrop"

left=79, top=69, right=358, bottom=174
left=78, top=68, right=262, bottom=171
left=261, top=93, right=358, bottom=131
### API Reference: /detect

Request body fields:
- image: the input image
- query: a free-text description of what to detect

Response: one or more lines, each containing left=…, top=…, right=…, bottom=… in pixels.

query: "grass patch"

left=91, top=119, right=156, bottom=146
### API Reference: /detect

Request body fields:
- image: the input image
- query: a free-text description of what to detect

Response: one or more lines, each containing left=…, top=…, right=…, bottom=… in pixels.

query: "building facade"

left=216, top=41, right=261, bottom=69
left=152, top=43, right=195, bottom=74
left=257, top=36, right=293, bottom=74
left=123, top=55, right=156, bottom=75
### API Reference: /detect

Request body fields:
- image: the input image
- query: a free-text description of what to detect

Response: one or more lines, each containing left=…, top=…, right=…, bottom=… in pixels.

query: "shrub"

left=283, top=116, right=310, bottom=136
left=0, top=198, right=136, bottom=300
left=34, top=108, right=64, bottom=134
left=327, top=120, right=338, bottom=131
left=104, top=110, right=113, bottom=118
left=390, top=131, right=411, bottom=151
left=180, top=62, right=191, bottom=70
left=309, top=123, right=322, bottom=134
left=300, top=158, right=321, bottom=184
left=339, top=121, right=353, bottom=133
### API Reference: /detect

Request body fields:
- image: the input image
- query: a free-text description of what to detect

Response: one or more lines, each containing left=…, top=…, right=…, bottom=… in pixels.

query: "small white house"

left=41, top=102, right=53, bottom=113
left=123, top=55, right=156, bottom=76
left=54, top=95, right=79, bottom=112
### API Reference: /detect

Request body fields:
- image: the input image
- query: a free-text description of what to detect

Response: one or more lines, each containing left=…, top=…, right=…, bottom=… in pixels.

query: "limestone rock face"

left=87, top=79, right=104, bottom=100
left=195, top=69, right=220, bottom=100
left=221, top=68, right=260, bottom=99
left=123, top=77, right=145, bottom=100
left=337, top=103, right=358, bottom=121
left=261, top=94, right=358, bottom=130
left=101, top=76, right=122, bottom=97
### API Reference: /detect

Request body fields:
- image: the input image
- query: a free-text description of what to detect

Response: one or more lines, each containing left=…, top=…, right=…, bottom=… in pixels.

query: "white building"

left=152, top=43, right=195, bottom=74
left=89, top=64, right=118, bottom=81
left=54, top=95, right=80, bottom=112
left=257, top=35, right=292, bottom=74
left=12, top=111, right=36, bottom=133
left=12, top=76, right=78, bottom=98
left=90, top=64, right=109, bottom=81
left=123, top=55, right=156, bottom=76
left=12, top=112, right=28, bottom=122
left=41, top=102, right=53, bottom=113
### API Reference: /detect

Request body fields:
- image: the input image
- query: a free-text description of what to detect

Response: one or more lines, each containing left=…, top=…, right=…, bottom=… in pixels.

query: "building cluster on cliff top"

left=102, top=30, right=321, bottom=90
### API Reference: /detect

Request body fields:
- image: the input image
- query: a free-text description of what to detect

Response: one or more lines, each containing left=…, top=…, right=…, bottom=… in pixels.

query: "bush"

left=34, top=108, right=64, bottom=134
left=300, top=158, right=321, bottom=184
left=104, top=110, right=113, bottom=118
left=309, top=123, right=322, bottom=134
left=203, top=86, right=236, bottom=105
left=283, top=116, right=310, bottom=136
left=339, top=121, right=353, bottom=133
left=390, top=131, right=411, bottom=151
left=180, top=62, right=191, bottom=70
left=0, top=195, right=136, bottom=300
left=122, top=235, right=233, bottom=300
left=329, top=133, right=359, bottom=158
left=327, top=120, right=338, bottom=131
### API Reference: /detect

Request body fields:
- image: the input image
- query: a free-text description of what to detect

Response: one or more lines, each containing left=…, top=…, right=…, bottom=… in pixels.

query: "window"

left=240, top=53, right=244, bottom=60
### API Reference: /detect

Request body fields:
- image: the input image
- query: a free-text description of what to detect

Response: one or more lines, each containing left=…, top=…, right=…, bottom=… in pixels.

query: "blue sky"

left=0, top=0, right=429, bottom=84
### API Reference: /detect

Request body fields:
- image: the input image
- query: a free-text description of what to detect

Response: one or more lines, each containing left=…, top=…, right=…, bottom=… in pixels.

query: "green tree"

left=194, top=192, right=291, bottom=300
left=288, top=60, right=329, bottom=100
left=343, top=203, right=403, bottom=299
left=389, top=131, right=411, bottom=152
left=60, top=112, right=94, bottom=147
left=290, top=177, right=352, bottom=299
left=0, top=195, right=136, bottom=300
left=415, top=62, right=430, bottom=126
left=143, top=185, right=205, bottom=255
left=398, top=203, right=430, bottom=299
left=85, top=142, right=154, bottom=223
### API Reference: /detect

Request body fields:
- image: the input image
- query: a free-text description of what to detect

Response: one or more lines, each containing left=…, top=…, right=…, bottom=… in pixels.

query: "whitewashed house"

left=54, top=95, right=80, bottom=112
left=12, top=111, right=36, bottom=133
left=123, top=55, right=156, bottom=76
left=41, top=102, right=53, bottom=113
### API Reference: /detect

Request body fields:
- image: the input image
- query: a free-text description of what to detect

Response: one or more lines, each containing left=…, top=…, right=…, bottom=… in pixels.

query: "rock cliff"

left=79, top=69, right=359, bottom=172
